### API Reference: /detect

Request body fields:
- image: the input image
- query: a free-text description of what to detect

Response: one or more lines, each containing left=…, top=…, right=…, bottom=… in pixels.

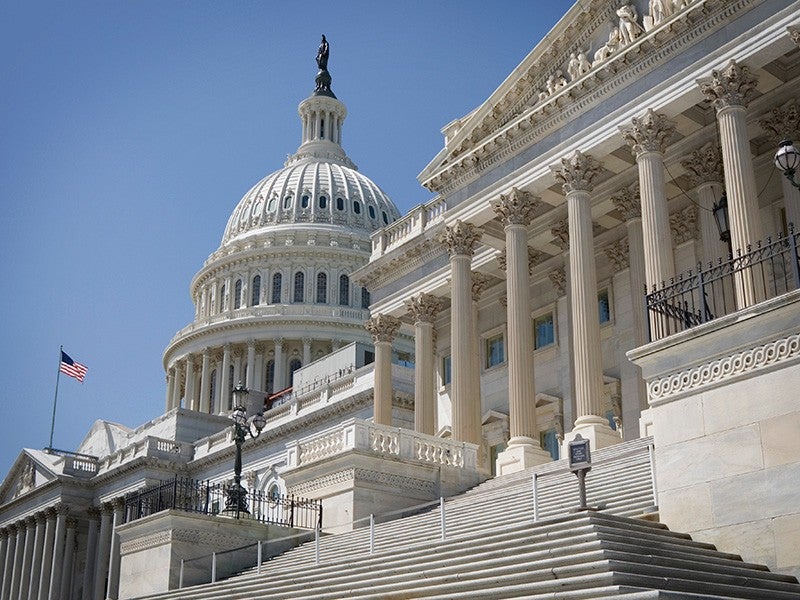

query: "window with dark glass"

left=316, top=272, right=328, bottom=303
left=227, top=365, right=234, bottom=410
left=485, top=334, right=505, bottom=369
left=353, top=200, right=361, bottom=214
left=271, top=273, right=282, bottom=304
left=319, top=195, right=328, bottom=209
left=598, top=289, right=611, bottom=324
left=209, top=369, right=216, bottom=412
left=368, top=205, right=376, bottom=219
left=339, top=274, right=350, bottom=306
left=265, top=360, right=275, bottom=394
left=219, top=284, right=226, bottom=313
left=534, top=313, right=555, bottom=349
left=294, top=271, right=305, bottom=302
left=361, top=287, right=370, bottom=309
left=283, top=195, right=292, bottom=209
left=336, top=197, right=345, bottom=211
left=289, top=358, right=302, bottom=386
left=442, top=355, right=452, bottom=385
left=301, top=194, right=310, bottom=209
left=234, top=279, right=242, bottom=309
left=251, top=275, right=261, bottom=306
left=382, top=211, right=388, bottom=224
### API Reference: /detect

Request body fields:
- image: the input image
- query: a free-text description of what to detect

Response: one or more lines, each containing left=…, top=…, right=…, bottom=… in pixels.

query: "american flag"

left=60, top=351, right=88, bottom=382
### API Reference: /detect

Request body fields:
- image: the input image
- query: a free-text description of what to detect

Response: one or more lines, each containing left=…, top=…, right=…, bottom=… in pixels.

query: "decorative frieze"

left=364, top=314, right=401, bottom=343
left=620, top=109, right=677, bottom=156
left=605, top=238, right=630, bottom=273
left=491, top=187, right=540, bottom=227
left=552, top=150, right=603, bottom=194
left=758, top=101, right=800, bottom=143
left=549, top=267, right=567, bottom=297
left=700, top=59, right=758, bottom=111
left=550, top=218, right=570, bottom=252
left=681, top=143, right=724, bottom=186
left=670, top=205, right=698, bottom=245
left=405, top=293, right=443, bottom=325
left=438, top=221, right=481, bottom=257
left=611, top=182, right=642, bottom=221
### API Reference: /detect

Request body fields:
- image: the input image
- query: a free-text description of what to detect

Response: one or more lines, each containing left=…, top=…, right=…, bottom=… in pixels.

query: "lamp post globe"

left=775, top=140, right=800, bottom=189
left=224, top=383, right=265, bottom=516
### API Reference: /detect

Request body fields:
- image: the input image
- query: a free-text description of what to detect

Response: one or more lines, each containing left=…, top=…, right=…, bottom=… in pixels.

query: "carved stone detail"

left=621, top=109, right=677, bottom=156
left=491, top=187, right=541, bottom=227
left=471, top=272, right=492, bottom=302
left=670, top=205, right=698, bottom=245
left=611, top=182, right=642, bottom=221
left=405, top=293, right=443, bottom=325
left=789, top=26, right=800, bottom=48
left=681, top=143, right=724, bottom=186
left=498, top=293, right=508, bottom=308
left=496, top=247, right=542, bottom=276
left=365, top=314, right=402, bottom=343
left=700, top=59, right=758, bottom=110
left=550, top=218, right=570, bottom=252
left=759, top=101, right=800, bottom=144
left=552, top=150, right=603, bottom=194
left=438, top=220, right=481, bottom=257
left=649, top=332, right=800, bottom=403
left=549, top=267, right=567, bottom=297
left=605, top=238, right=630, bottom=273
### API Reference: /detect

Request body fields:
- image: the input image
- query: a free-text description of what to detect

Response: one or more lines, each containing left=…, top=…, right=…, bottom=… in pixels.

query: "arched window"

left=320, top=118, right=325, bottom=139
left=353, top=200, right=361, bottom=214
left=361, top=287, right=371, bottom=309
left=289, top=358, right=302, bottom=386
left=234, top=279, right=242, bottom=309
left=251, top=275, right=261, bottom=306
left=267, top=197, right=276, bottom=212
left=339, top=274, right=350, bottom=306
left=316, top=272, right=328, bottom=303
left=319, top=195, right=328, bottom=209
left=283, top=195, right=292, bottom=209
left=294, top=271, right=305, bottom=303
left=271, top=273, right=282, bottom=304
left=336, top=197, right=345, bottom=211
left=219, top=284, right=226, bottom=313
left=267, top=483, right=281, bottom=500
left=265, top=360, right=275, bottom=394
left=368, top=205, right=376, bottom=219
left=301, top=194, right=310, bottom=209
left=209, top=369, right=217, bottom=413
left=382, top=211, right=389, bottom=225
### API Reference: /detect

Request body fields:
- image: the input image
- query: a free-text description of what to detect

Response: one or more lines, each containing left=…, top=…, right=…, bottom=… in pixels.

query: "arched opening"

left=289, top=358, right=302, bottom=386
left=316, top=272, right=328, bottom=303
left=294, top=271, right=305, bottom=303
left=252, top=275, right=261, bottom=306
left=339, top=274, right=350, bottom=306
left=271, top=273, right=282, bottom=304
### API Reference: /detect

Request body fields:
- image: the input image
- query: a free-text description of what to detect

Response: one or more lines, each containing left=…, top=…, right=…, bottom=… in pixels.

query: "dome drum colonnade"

left=364, top=54, right=791, bottom=470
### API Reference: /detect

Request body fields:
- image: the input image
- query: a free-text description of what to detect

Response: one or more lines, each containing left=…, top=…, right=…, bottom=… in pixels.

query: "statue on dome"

left=316, top=35, right=329, bottom=71
left=314, top=35, right=335, bottom=97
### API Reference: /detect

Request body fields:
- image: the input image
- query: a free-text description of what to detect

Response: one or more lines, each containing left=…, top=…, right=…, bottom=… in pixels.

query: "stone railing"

left=370, top=196, right=447, bottom=260
left=95, top=436, right=194, bottom=474
left=287, top=419, right=478, bottom=470
left=62, top=454, right=100, bottom=477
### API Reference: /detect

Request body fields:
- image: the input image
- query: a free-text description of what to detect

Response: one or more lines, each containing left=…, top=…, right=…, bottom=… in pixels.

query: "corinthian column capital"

left=549, top=266, right=566, bottom=296
left=700, top=59, right=758, bottom=111
left=605, top=238, right=630, bottom=273
left=611, top=182, right=642, bottom=221
left=550, top=218, right=570, bottom=251
left=759, top=101, right=800, bottom=144
left=552, top=150, right=603, bottom=194
left=491, top=187, right=541, bottom=227
left=681, top=143, right=724, bottom=187
left=405, top=293, right=443, bottom=325
left=620, top=109, right=677, bottom=156
left=438, top=220, right=481, bottom=257
left=365, top=314, right=402, bottom=343
left=471, top=272, right=492, bottom=301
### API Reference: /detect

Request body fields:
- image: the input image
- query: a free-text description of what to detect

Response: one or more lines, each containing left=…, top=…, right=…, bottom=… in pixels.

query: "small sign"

left=568, top=434, right=592, bottom=472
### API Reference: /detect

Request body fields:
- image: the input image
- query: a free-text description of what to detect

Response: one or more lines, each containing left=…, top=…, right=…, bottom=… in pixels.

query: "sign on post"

left=568, top=434, right=592, bottom=472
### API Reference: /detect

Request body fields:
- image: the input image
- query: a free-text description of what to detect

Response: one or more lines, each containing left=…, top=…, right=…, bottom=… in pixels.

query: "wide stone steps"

left=132, top=512, right=800, bottom=600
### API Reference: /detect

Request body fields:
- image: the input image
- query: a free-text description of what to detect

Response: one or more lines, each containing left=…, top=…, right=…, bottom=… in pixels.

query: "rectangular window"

left=441, top=355, right=452, bottom=385
left=598, top=288, right=611, bottom=324
left=533, top=312, right=555, bottom=350
left=485, top=334, right=505, bottom=369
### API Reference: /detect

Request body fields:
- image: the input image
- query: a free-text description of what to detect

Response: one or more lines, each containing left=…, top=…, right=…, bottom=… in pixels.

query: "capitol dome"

left=162, top=44, right=409, bottom=415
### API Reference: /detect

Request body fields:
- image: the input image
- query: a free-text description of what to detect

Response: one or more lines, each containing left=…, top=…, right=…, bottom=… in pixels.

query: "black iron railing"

left=646, top=227, right=800, bottom=342
left=123, top=476, right=322, bottom=530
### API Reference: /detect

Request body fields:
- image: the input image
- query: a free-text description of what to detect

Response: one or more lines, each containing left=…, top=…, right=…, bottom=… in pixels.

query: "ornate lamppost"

left=224, top=383, right=266, bottom=516
left=712, top=191, right=732, bottom=257
left=775, top=140, right=800, bottom=190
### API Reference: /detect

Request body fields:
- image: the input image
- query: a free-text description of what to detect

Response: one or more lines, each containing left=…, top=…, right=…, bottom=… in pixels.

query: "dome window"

left=234, top=279, right=243, bottom=309
left=267, top=197, right=277, bottom=212
left=271, top=273, right=282, bottom=304
left=353, top=200, right=361, bottom=214
left=316, top=272, right=328, bottom=303
left=301, top=194, right=310, bottom=209
left=339, top=274, right=350, bottom=306
left=382, top=211, right=389, bottom=225
left=289, top=358, right=302, bottom=386
left=368, top=205, right=376, bottom=219
left=336, top=197, right=345, bottom=211
left=293, top=271, right=305, bottom=303
left=319, top=195, right=328, bottom=209
left=219, top=284, right=226, bottom=313
left=251, top=275, right=261, bottom=306
left=283, top=195, right=293, bottom=210
left=361, top=287, right=371, bottom=309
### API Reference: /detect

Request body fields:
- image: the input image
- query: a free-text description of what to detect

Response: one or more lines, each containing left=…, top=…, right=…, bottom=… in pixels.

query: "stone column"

left=171, top=362, right=183, bottom=409
left=492, top=188, right=552, bottom=472
left=759, top=101, right=800, bottom=231
left=681, top=144, right=729, bottom=264
left=81, top=508, right=99, bottom=600
left=405, top=294, right=443, bottom=435
left=701, top=60, right=763, bottom=307
left=620, top=109, right=677, bottom=289
left=245, top=341, right=256, bottom=390
left=2, top=524, right=18, bottom=600
left=17, top=517, right=35, bottom=600
left=58, top=518, right=78, bottom=600
left=219, top=344, right=231, bottom=412
left=46, top=505, right=68, bottom=600
left=165, top=369, right=175, bottom=412
left=302, top=338, right=312, bottom=366
left=92, top=504, right=113, bottom=600
left=35, top=510, right=55, bottom=600
left=553, top=151, right=620, bottom=451
left=0, top=528, right=7, bottom=600
left=273, top=339, right=285, bottom=391
left=184, top=354, right=196, bottom=411
left=438, top=221, right=483, bottom=445
left=105, top=499, right=125, bottom=600
left=365, top=314, right=402, bottom=426
left=611, top=183, right=648, bottom=413
left=8, top=523, right=25, bottom=600
left=198, top=349, right=211, bottom=413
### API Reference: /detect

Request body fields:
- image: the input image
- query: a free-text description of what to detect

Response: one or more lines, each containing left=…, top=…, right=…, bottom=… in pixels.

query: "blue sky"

left=0, top=1, right=568, bottom=477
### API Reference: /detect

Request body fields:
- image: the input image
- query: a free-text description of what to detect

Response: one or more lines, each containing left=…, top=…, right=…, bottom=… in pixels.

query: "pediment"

left=0, top=450, right=59, bottom=504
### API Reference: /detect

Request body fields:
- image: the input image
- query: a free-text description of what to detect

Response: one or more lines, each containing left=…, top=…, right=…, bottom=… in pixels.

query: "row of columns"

left=166, top=337, right=336, bottom=413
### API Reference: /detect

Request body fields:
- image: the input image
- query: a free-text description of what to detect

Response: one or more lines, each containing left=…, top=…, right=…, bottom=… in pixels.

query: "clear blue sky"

left=0, top=1, right=568, bottom=477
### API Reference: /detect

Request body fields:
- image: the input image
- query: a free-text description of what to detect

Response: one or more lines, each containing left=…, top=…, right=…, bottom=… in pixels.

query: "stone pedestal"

left=495, top=444, right=553, bottom=476
left=562, top=419, right=621, bottom=456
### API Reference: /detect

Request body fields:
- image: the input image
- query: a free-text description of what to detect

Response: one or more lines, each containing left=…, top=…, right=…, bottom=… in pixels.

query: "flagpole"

left=48, top=345, right=62, bottom=451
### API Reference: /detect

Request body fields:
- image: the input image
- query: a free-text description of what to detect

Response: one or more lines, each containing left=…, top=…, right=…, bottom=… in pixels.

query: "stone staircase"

left=132, top=437, right=800, bottom=599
